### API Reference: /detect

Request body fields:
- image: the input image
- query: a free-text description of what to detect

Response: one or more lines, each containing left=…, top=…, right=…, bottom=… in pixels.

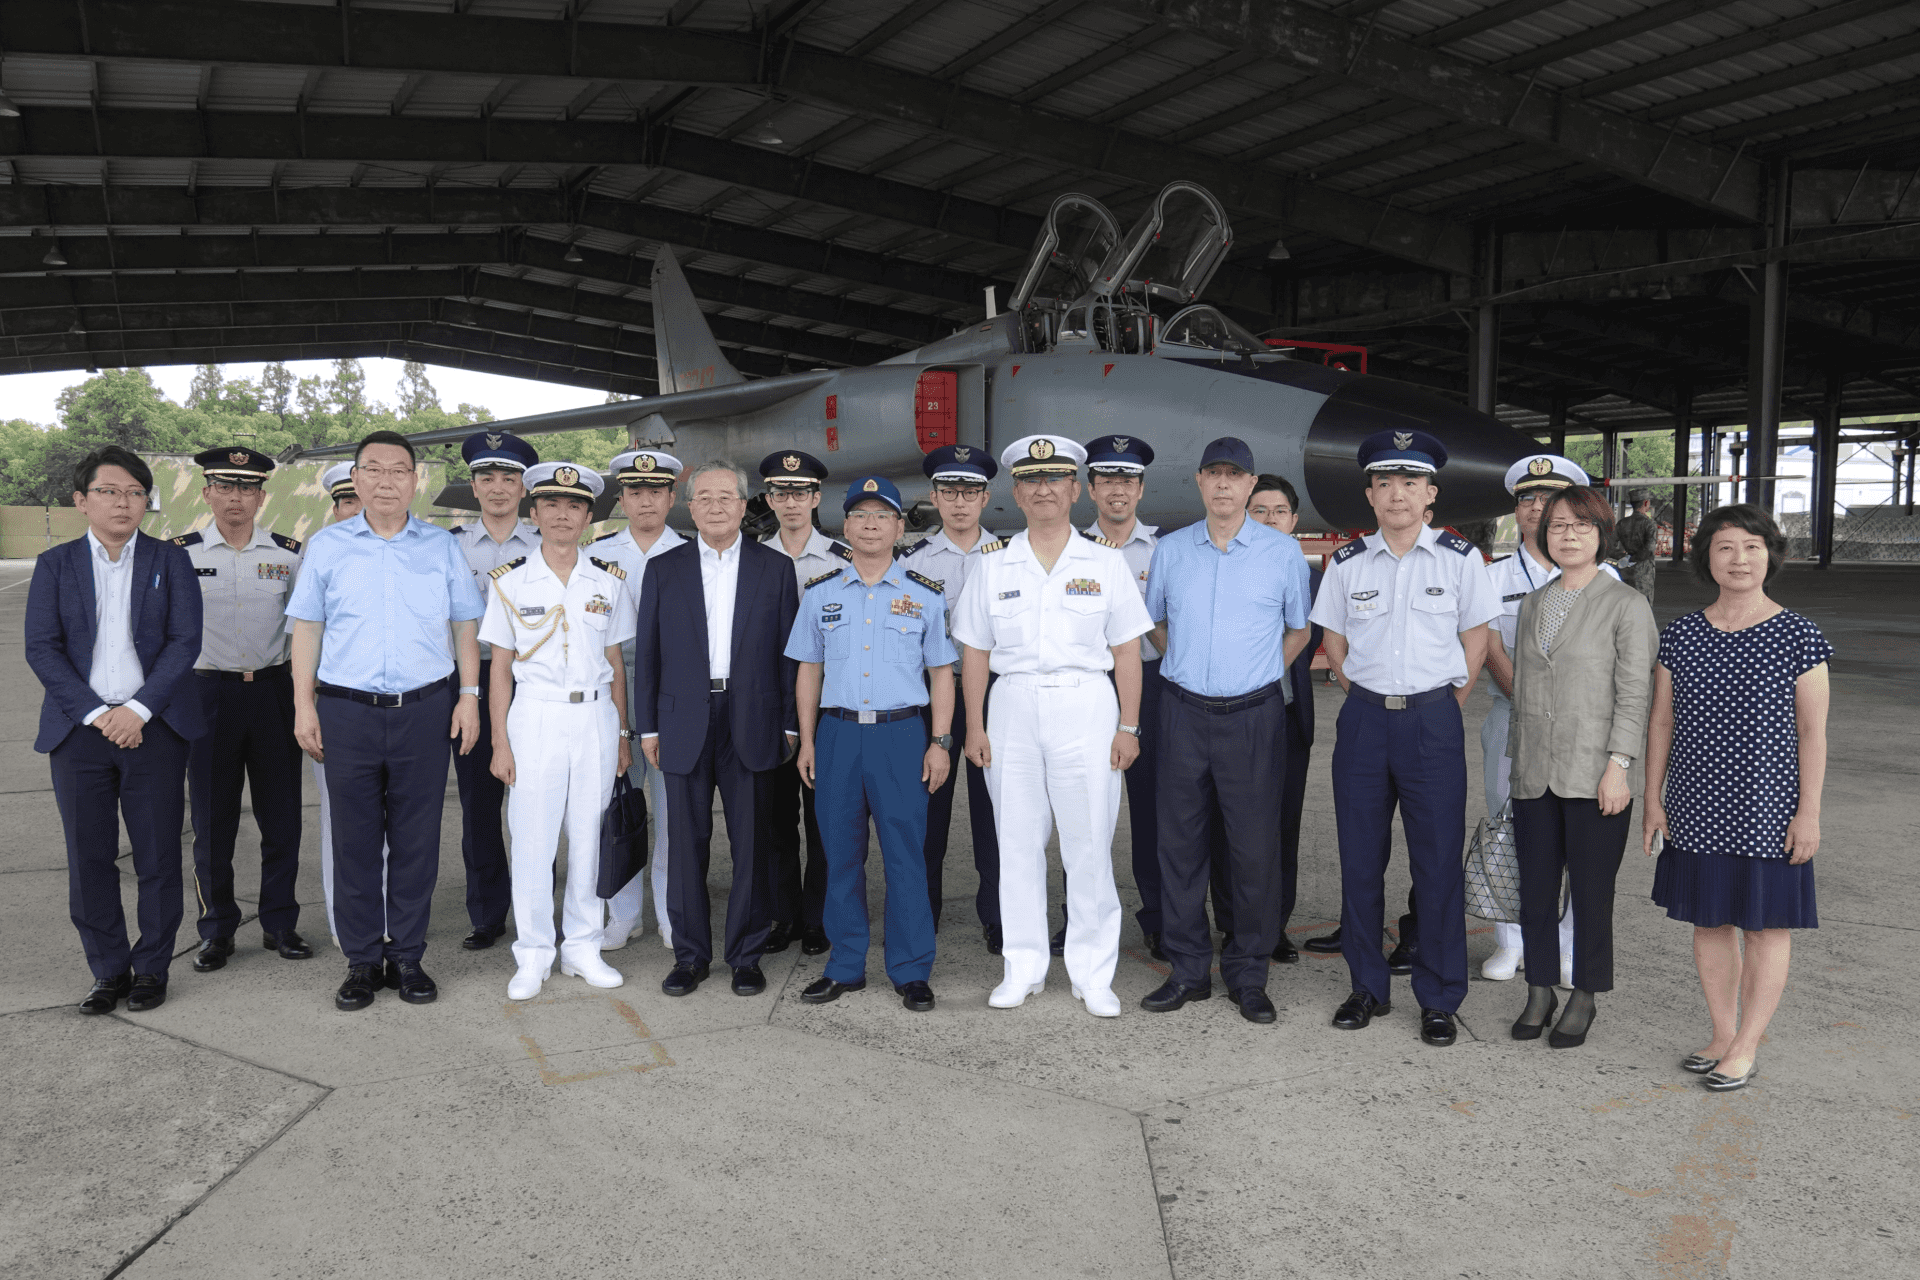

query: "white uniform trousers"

left=312, top=758, right=387, bottom=947
left=604, top=752, right=671, bottom=936
left=1483, top=693, right=1573, bottom=958
left=505, top=694, right=619, bottom=971
left=986, top=672, right=1124, bottom=993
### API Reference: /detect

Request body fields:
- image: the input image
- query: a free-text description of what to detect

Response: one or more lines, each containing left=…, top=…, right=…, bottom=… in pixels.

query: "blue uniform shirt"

left=286, top=513, right=486, bottom=693
left=1309, top=524, right=1502, bottom=695
left=1145, top=516, right=1312, bottom=698
left=785, top=562, right=959, bottom=712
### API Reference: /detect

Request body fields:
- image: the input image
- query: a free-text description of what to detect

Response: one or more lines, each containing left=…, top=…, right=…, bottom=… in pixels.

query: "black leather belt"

left=710, top=678, right=730, bottom=692
left=315, top=675, right=452, bottom=708
left=1348, top=682, right=1453, bottom=711
left=821, top=706, right=923, bottom=724
left=197, top=661, right=291, bottom=683
left=1167, top=679, right=1281, bottom=715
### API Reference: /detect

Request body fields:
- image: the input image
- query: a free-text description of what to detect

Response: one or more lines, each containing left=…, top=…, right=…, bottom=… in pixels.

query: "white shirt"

left=84, top=530, right=150, bottom=724
left=1086, top=518, right=1161, bottom=661
left=698, top=534, right=743, bottom=680
left=478, top=551, right=635, bottom=695
left=1309, top=524, right=1502, bottom=695
left=950, top=530, right=1154, bottom=676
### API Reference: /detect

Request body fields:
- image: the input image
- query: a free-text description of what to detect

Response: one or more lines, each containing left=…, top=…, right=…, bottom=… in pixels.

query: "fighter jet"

left=372, top=181, right=1536, bottom=533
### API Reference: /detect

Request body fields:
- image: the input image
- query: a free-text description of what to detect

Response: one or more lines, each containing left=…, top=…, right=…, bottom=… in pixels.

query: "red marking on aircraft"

left=1103, top=363, right=1115, bottom=377
left=1010, top=365, right=1020, bottom=377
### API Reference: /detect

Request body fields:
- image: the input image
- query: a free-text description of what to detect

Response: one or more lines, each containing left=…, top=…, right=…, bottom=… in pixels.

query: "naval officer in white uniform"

left=951, top=434, right=1152, bottom=1018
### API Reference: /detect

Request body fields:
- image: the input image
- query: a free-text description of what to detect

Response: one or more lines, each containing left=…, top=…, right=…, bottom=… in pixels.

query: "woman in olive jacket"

left=1506, top=485, right=1659, bottom=1048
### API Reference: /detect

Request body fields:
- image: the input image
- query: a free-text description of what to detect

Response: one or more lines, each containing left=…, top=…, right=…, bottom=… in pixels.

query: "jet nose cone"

left=1301, top=376, right=1537, bottom=531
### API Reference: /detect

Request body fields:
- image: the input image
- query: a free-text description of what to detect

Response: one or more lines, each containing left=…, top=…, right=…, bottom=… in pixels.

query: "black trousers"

left=451, top=658, right=512, bottom=932
left=1156, top=683, right=1286, bottom=991
left=51, top=719, right=190, bottom=980
left=1512, top=788, right=1631, bottom=992
left=663, top=691, right=773, bottom=971
left=188, top=668, right=303, bottom=939
left=1123, top=660, right=1167, bottom=933
left=767, top=755, right=826, bottom=931
left=923, top=671, right=1000, bottom=929
left=317, top=685, right=453, bottom=966
left=1208, top=699, right=1311, bottom=936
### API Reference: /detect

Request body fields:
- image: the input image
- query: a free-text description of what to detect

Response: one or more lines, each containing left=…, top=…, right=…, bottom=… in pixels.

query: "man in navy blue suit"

left=26, top=446, right=207, bottom=1015
left=634, top=460, right=800, bottom=999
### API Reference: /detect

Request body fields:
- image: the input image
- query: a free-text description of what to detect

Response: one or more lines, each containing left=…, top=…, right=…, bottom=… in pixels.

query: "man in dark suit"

left=635, top=460, right=801, bottom=999
left=26, top=446, right=208, bottom=1014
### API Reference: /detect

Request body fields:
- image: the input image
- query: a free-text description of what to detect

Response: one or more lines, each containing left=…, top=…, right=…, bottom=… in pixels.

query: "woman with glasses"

left=1644, top=504, right=1831, bottom=1092
left=1506, top=485, right=1658, bottom=1048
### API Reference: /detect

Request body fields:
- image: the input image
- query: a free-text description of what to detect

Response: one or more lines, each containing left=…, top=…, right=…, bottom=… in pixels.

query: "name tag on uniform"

left=518, top=606, right=548, bottom=618
left=584, top=594, right=613, bottom=616
left=1502, top=592, right=1527, bottom=603
left=1065, top=578, right=1102, bottom=596
left=1351, top=601, right=1378, bottom=612
left=997, top=590, right=1021, bottom=600
left=257, top=563, right=291, bottom=581
left=197, top=567, right=217, bottom=577
left=890, top=597, right=923, bottom=618
left=1426, top=587, right=1446, bottom=596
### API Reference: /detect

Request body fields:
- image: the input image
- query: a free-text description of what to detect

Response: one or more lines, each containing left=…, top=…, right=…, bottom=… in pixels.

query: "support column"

left=1671, top=386, right=1693, bottom=564
left=1745, top=160, right=1790, bottom=512
left=1469, top=223, right=1500, bottom=416
left=1813, top=370, right=1843, bottom=569
left=1548, top=396, right=1567, bottom=456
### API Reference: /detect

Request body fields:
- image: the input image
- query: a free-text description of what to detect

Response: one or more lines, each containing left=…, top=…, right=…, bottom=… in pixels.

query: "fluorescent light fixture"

left=0, top=90, right=21, bottom=118
left=43, top=243, right=66, bottom=267
left=563, top=244, right=584, bottom=263
left=1266, top=236, right=1290, bottom=261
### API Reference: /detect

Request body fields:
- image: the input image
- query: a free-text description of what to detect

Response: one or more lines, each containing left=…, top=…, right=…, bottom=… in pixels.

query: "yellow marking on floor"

left=502, top=991, right=676, bottom=1086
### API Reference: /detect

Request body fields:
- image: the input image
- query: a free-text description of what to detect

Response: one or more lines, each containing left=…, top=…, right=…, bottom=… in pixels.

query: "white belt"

left=516, top=686, right=612, bottom=704
left=999, top=671, right=1103, bottom=688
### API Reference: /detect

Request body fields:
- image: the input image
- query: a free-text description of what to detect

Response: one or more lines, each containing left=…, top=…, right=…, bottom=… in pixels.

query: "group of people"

left=27, top=420, right=1829, bottom=1091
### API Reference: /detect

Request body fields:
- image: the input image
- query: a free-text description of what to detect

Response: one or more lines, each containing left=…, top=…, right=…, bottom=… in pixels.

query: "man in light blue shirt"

left=288, top=430, right=486, bottom=1013
left=1139, top=437, right=1311, bottom=1024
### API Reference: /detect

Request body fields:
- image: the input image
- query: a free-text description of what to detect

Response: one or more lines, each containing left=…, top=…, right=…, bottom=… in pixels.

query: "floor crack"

left=1138, top=1114, right=1178, bottom=1280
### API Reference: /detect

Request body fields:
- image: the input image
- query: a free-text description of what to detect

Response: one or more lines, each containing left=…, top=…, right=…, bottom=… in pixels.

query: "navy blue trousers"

left=189, top=668, right=303, bottom=939
left=51, top=719, right=190, bottom=980
left=451, top=658, right=511, bottom=932
left=1157, top=684, right=1286, bottom=991
left=1207, top=702, right=1310, bottom=934
left=768, top=754, right=827, bottom=931
left=816, top=714, right=936, bottom=986
left=923, top=672, right=1000, bottom=929
left=662, top=691, right=772, bottom=971
left=1331, top=694, right=1469, bottom=1011
left=1123, top=660, right=1168, bottom=933
left=317, top=685, right=452, bottom=966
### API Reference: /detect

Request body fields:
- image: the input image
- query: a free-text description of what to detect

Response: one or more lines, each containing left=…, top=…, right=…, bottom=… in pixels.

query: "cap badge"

left=485, top=433, right=504, bottom=449
left=782, top=454, right=801, bottom=472
left=1112, top=436, right=1130, bottom=454
left=555, top=466, right=579, bottom=487
left=637, top=455, right=656, bottom=472
left=952, top=447, right=970, bottom=461
left=228, top=450, right=250, bottom=466
left=1528, top=457, right=1554, bottom=476
left=1029, top=439, right=1055, bottom=460
left=862, top=478, right=879, bottom=493
left=1393, top=431, right=1413, bottom=451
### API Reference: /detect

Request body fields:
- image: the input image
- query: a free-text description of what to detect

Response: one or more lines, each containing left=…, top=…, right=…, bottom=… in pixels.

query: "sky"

left=0, top=358, right=611, bottom=429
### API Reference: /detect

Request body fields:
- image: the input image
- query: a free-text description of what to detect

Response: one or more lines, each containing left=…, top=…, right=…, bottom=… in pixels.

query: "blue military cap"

left=460, top=429, right=538, bottom=473
left=1084, top=433, right=1155, bottom=476
left=923, top=443, right=997, bottom=485
left=760, top=449, right=829, bottom=488
left=843, top=475, right=904, bottom=514
left=195, top=445, right=275, bottom=485
left=1198, top=436, right=1256, bottom=474
left=1357, top=429, right=1448, bottom=475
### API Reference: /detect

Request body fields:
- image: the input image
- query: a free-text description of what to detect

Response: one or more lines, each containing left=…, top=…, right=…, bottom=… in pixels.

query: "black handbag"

left=595, top=775, right=650, bottom=899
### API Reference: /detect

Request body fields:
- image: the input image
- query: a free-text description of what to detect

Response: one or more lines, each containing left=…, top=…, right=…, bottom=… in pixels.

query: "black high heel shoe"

left=1548, top=990, right=1596, bottom=1049
left=1510, top=987, right=1558, bottom=1041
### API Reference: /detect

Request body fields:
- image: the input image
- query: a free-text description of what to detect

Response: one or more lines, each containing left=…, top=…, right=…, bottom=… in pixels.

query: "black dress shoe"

left=263, top=930, right=313, bottom=960
left=661, top=963, right=710, bottom=997
left=895, top=980, right=936, bottom=1012
left=1332, top=991, right=1389, bottom=1030
left=1229, top=987, right=1278, bottom=1024
left=983, top=923, right=1003, bottom=955
left=1141, top=979, right=1212, bottom=1012
left=387, top=959, right=437, bottom=1005
left=1387, top=914, right=1416, bottom=974
left=763, top=921, right=794, bottom=954
left=193, top=935, right=235, bottom=972
left=731, top=965, right=767, bottom=996
left=1272, top=936, right=1299, bottom=964
left=1303, top=927, right=1343, bottom=954
left=125, top=974, right=168, bottom=1012
left=79, top=973, right=132, bottom=1015
left=1049, top=925, right=1066, bottom=957
left=336, top=963, right=381, bottom=1011
left=461, top=925, right=504, bottom=951
left=1419, top=1008, right=1458, bottom=1046
left=1143, top=931, right=1167, bottom=962
left=799, top=927, right=831, bottom=956
left=800, top=975, right=865, bottom=1004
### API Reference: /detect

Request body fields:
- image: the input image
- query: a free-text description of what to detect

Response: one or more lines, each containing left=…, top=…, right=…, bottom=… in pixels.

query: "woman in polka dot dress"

left=1643, top=505, right=1832, bottom=1094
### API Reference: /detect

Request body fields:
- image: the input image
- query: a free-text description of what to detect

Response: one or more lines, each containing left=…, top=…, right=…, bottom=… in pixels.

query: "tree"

left=397, top=361, right=440, bottom=415
left=260, top=362, right=294, bottom=428
left=187, top=363, right=225, bottom=409
left=329, top=358, right=368, bottom=434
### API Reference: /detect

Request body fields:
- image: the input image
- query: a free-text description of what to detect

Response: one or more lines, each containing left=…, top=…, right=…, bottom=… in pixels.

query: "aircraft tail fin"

left=652, top=248, right=745, bottom=393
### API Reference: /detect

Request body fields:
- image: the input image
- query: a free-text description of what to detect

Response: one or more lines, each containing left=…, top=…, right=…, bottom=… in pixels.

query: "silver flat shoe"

left=1681, top=1053, right=1720, bottom=1074
left=1701, top=1060, right=1758, bottom=1091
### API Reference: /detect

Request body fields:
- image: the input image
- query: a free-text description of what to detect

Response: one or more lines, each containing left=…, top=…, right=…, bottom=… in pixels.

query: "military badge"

left=256, top=562, right=291, bottom=581
left=1065, top=578, right=1102, bottom=596
left=1528, top=457, right=1554, bottom=476
left=638, top=454, right=657, bottom=472
left=555, top=465, right=580, bottom=487
left=229, top=450, right=251, bottom=467
left=1029, top=438, right=1055, bottom=460
left=1393, top=431, right=1413, bottom=450
left=862, top=478, right=879, bottom=492
left=890, top=597, right=923, bottom=619
left=783, top=454, right=801, bottom=472
left=584, top=594, right=613, bottom=616
left=1112, top=436, right=1130, bottom=453
left=486, top=432, right=504, bottom=449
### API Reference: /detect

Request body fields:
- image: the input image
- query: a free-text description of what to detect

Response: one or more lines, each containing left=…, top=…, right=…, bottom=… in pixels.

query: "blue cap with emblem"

left=1357, top=428, right=1448, bottom=475
left=842, top=475, right=904, bottom=514
left=1084, top=433, right=1155, bottom=476
left=760, top=449, right=829, bottom=489
left=460, top=429, right=538, bottom=473
left=1198, top=436, right=1256, bottom=474
left=524, top=461, right=604, bottom=501
left=923, top=443, right=997, bottom=485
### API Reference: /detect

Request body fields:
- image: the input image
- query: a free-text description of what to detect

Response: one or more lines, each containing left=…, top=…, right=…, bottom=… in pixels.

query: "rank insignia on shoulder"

left=489, top=557, right=526, bottom=580
left=831, top=542, right=854, bottom=561
left=584, top=594, right=613, bottom=616
left=1332, top=539, right=1365, bottom=565
left=890, top=597, right=924, bottom=619
left=589, top=556, right=626, bottom=580
left=978, top=539, right=1008, bottom=554
left=1079, top=530, right=1120, bottom=548
left=173, top=530, right=203, bottom=548
left=1065, top=578, right=1103, bottom=596
left=1438, top=531, right=1474, bottom=555
left=270, top=531, right=302, bottom=553
left=997, top=589, right=1020, bottom=600
left=905, top=569, right=942, bottom=593
left=899, top=538, right=930, bottom=558
left=805, top=568, right=844, bottom=590
left=257, top=563, right=292, bottom=582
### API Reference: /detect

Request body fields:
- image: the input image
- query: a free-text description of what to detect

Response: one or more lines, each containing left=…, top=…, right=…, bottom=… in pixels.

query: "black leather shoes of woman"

left=1548, top=989, right=1596, bottom=1049
left=1510, top=985, right=1558, bottom=1040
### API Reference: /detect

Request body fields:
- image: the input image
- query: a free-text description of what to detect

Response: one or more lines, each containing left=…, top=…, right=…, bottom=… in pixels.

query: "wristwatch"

left=930, top=734, right=954, bottom=750
left=1608, top=751, right=1633, bottom=770
left=1118, top=724, right=1141, bottom=737
left=619, top=729, right=638, bottom=741
left=458, top=685, right=481, bottom=697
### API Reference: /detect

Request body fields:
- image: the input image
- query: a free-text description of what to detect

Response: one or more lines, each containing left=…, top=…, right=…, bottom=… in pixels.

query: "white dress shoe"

left=1481, top=946, right=1522, bottom=981
left=560, top=953, right=626, bottom=989
left=1073, top=986, right=1122, bottom=1018
left=507, top=965, right=547, bottom=1001
left=988, top=979, right=1044, bottom=1009
left=600, top=917, right=639, bottom=951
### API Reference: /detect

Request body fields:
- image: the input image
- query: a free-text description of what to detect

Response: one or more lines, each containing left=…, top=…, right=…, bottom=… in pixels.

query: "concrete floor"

left=2, top=556, right=1915, bottom=1280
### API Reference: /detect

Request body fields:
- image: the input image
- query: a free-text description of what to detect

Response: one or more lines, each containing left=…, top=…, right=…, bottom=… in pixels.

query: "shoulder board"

left=977, top=539, right=1008, bottom=554
left=270, top=531, right=302, bottom=553
left=589, top=556, right=626, bottom=580
left=1078, top=530, right=1120, bottom=548
left=905, top=569, right=942, bottom=594
left=488, top=556, right=526, bottom=580
left=1331, top=538, right=1366, bottom=565
left=898, top=538, right=930, bottom=558
left=172, top=530, right=203, bottom=548
left=1437, top=531, right=1474, bottom=555
left=805, top=567, right=844, bottom=590
left=830, top=541, right=854, bottom=561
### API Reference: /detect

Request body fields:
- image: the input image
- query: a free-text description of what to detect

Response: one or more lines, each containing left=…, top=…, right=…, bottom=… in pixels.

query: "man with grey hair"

left=633, top=459, right=800, bottom=998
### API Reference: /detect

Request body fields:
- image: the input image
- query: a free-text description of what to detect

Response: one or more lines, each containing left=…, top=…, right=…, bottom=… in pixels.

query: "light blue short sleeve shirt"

left=1309, top=524, right=1503, bottom=695
left=1145, top=517, right=1311, bottom=698
left=784, top=564, right=959, bottom=712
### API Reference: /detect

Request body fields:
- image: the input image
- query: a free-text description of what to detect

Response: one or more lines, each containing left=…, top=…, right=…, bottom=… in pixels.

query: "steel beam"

left=1813, top=369, right=1843, bottom=568
left=1746, top=163, right=1790, bottom=510
left=1671, top=382, right=1691, bottom=563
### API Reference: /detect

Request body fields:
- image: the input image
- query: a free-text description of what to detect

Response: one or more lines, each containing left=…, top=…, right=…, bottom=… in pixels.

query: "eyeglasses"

left=933, top=485, right=987, bottom=500
left=1515, top=493, right=1551, bottom=507
left=689, top=493, right=743, bottom=508
left=845, top=509, right=900, bottom=526
left=765, top=488, right=817, bottom=504
left=1249, top=503, right=1292, bottom=517
left=1547, top=520, right=1598, bottom=536
left=206, top=480, right=261, bottom=496
left=87, top=486, right=148, bottom=505
left=354, top=465, right=415, bottom=482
